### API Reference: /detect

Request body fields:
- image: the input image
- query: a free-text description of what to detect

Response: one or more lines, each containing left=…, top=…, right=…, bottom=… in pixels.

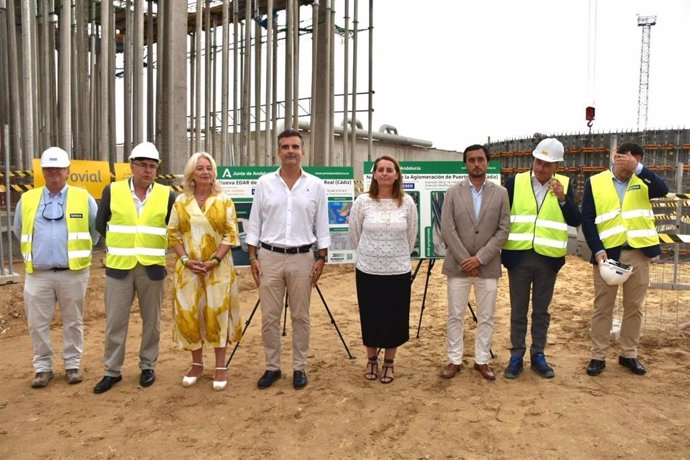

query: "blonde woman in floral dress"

left=168, top=152, right=241, bottom=391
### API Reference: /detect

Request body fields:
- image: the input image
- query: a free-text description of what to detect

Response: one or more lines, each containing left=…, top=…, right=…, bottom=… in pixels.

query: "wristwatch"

left=316, top=255, right=326, bottom=261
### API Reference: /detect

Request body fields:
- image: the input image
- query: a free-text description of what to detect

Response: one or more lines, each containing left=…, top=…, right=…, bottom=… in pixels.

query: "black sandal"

left=364, top=355, right=378, bottom=381
left=380, top=359, right=394, bottom=384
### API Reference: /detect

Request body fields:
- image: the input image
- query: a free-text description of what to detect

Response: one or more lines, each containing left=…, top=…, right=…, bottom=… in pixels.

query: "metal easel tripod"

left=412, top=258, right=494, bottom=359
left=226, top=283, right=354, bottom=368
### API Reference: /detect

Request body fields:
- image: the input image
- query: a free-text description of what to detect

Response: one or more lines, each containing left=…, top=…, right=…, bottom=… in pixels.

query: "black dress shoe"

left=586, top=359, right=606, bottom=376
left=94, top=375, right=123, bottom=394
left=293, top=370, right=308, bottom=390
left=618, top=356, right=647, bottom=375
left=140, top=369, right=156, bottom=387
left=257, top=370, right=281, bottom=389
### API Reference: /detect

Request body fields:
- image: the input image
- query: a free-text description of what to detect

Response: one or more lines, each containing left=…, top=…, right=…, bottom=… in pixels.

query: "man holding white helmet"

left=93, top=142, right=175, bottom=394
left=501, top=138, right=582, bottom=379
left=582, top=142, right=668, bottom=376
left=13, top=147, right=99, bottom=388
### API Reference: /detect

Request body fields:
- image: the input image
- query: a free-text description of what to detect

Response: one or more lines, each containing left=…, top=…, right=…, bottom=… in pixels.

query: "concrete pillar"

left=312, top=1, right=331, bottom=166
left=159, top=0, right=187, bottom=174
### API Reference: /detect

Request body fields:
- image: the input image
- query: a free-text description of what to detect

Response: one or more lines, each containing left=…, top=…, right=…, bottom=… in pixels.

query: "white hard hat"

left=129, top=142, right=160, bottom=162
left=532, top=138, right=564, bottom=163
left=599, top=259, right=633, bottom=286
left=40, top=147, right=71, bottom=168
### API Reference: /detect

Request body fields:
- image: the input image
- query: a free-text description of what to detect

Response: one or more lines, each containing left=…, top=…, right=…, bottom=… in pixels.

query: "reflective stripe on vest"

left=503, top=171, right=570, bottom=257
left=105, top=180, right=170, bottom=269
left=590, top=170, right=658, bottom=249
left=20, top=186, right=93, bottom=273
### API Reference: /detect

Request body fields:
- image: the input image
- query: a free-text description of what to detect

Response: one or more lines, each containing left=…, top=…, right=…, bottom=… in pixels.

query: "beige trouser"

left=23, top=269, right=90, bottom=373
left=591, top=249, right=650, bottom=360
left=447, top=276, right=498, bottom=365
left=258, top=250, right=313, bottom=371
left=103, top=264, right=163, bottom=377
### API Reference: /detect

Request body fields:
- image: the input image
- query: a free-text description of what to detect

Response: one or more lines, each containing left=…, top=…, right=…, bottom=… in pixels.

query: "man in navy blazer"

left=582, top=142, right=668, bottom=377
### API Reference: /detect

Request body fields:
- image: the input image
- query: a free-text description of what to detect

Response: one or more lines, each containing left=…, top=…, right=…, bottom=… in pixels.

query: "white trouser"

left=23, top=269, right=90, bottom=373
left=446, top=276, right=498, bottom=365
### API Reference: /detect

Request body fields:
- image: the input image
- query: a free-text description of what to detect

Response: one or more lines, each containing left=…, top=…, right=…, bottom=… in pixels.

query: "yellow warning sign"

left=32, top=159, right=112, bottom=199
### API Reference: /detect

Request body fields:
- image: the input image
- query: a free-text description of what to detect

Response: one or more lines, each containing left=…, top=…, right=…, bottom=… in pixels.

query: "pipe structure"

left=328, top=0, right=335, bottom=165
left=342, top=0, right=349, bottom=167
left=194, top=1, right=202, bottom=152
left=108, top=6, right=116, bottom=162
left=293, top=0, right=300, bottom=130
left=254, top=14, right=261, bottom=164
left=232, top=0, right=239, bottom=164
left=211, top=16, right=218, bottom=158
left=270, top=7, right=278, bottom=159
left=295, top=119, right=432, bottom=147
left=147, top=0, right=154, bottom=143
left=98, top=0, right=110, bottom=160
left=188, top=32, right=195, bottom=155
left=133, top=0, right=144, bottom=144
left=59, top=0, right=71, bottom=150
left=241, top=0, right=251, bottom=165
left=265, top=0, right=274, bottom=165
left=366, top=0, right=372, bottom=161
left=6, top=0, right=22, bottom=168
left=350, top=0, right=358, bottom=167
left=124, top=1, right=133, bottom=157
left=310, top=0, right=319, bottom=164
left=205, top=0, right=212, bottom=153
left=285, top=0, right=294, bottom=129
left=20, top=0, right=36, bottom=164
left=221, top=0, right=229, bottom=165
left=40, top=0, right=51, bottom=151
left=156, top=0, right=164, bottom=147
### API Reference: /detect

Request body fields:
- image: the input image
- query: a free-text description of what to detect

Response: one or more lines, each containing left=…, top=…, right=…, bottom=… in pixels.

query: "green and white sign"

left=362, top=160, right=501, bottom=259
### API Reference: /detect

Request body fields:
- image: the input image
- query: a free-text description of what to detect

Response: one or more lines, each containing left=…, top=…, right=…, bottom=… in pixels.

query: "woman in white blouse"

left=349, top=155, right=418, bottom=383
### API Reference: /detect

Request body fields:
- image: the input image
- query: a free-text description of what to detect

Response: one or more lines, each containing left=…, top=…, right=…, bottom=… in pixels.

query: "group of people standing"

left=15, top=130, right=667, bottom=392
left=435, top=138, right=667, bottom=381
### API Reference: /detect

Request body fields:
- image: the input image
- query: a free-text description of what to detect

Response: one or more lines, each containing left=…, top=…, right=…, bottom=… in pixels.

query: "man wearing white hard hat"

left=582, top=142, right=668, bottom=376
left=501, top=138, right=582, bottom=379
left=13, top=147, right=99, bottom=388
left=93, top=142, right=176, bottom=394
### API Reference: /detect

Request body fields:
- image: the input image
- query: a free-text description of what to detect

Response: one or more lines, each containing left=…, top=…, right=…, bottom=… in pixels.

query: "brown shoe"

left=66, top=369, right=84, bottom=384
left=473, top=363, right=496, bottom=381
left=31, top=371, right=54, bottom=388
left=440, top=363, right=461, bottom=379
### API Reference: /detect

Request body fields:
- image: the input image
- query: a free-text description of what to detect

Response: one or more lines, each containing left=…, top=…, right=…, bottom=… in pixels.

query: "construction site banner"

left=217, top=166, right=355, bottom=267
left=362, top=160, right=501, bottom=259
left=32, top=159, right=112, bottom=199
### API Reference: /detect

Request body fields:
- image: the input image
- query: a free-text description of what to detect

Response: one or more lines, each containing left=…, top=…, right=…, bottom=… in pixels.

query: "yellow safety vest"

left=591, top=170, right=658, bottom=248
left=20, top=186, right=93, bottom=273
left=503, top=171, right=570, bottom=257
left=105, top=180, right=170, bottom=269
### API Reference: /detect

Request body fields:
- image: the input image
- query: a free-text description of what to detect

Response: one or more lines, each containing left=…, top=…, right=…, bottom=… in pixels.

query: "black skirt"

left=355, top=269, right=411, bottom=349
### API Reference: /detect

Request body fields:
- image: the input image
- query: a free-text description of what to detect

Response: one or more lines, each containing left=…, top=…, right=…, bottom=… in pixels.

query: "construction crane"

left=636, top=14, right=656, bottom=132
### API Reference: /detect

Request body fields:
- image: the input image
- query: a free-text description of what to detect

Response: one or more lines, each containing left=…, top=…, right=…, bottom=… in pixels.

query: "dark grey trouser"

left=507, top=250, right=557, bottom=358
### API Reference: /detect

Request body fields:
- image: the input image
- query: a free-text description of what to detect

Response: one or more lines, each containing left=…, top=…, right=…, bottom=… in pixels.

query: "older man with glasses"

left=13, top=147, right=99, bottom=388
left=93, top=142, right=176, bottom=394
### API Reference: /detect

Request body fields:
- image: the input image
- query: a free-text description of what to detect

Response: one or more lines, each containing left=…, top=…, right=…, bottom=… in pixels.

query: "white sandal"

left=182, top=363, right=204, bottom=387
left=213, top=367, right=228, bottom=391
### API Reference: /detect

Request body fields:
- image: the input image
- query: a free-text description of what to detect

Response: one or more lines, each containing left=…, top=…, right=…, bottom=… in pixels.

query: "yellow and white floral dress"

left=168, top=192, right=241, bottom=350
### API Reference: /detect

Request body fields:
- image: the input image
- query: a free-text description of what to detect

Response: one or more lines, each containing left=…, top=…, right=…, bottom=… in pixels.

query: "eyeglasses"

left=132, top=161, right=158, bottom=170
left=41, top=201, right=65, bottom=221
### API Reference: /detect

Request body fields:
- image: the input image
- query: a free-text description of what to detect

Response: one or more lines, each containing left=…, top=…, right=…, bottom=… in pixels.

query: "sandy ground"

left=0, top=253, right=689, bottom=459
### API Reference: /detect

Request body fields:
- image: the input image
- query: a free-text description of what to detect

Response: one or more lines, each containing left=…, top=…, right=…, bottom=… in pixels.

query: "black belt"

left=260, top=242, right=312, bottom=254
left=50, top=267, right=69, bottom=271
left=621, top=246, right=634, bottom=251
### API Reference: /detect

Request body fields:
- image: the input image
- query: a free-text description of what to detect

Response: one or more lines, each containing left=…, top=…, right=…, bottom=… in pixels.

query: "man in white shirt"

left=246, top=130, right=330, bottom=390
